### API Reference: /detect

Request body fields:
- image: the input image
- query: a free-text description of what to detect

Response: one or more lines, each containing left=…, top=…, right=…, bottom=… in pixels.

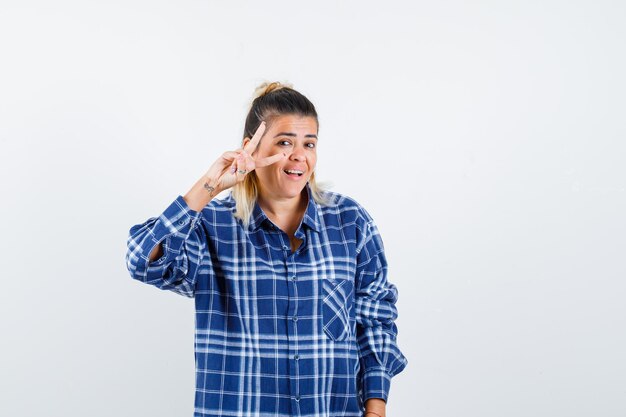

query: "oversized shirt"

left=125, top=182, right=408, bottom=417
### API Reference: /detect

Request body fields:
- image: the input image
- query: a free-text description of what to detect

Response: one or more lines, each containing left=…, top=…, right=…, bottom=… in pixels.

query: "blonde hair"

left=231, top=81, right=332, bottom=228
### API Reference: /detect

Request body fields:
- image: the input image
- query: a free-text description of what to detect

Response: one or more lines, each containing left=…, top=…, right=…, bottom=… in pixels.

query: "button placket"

left=282, top=235, right=302, bottom=410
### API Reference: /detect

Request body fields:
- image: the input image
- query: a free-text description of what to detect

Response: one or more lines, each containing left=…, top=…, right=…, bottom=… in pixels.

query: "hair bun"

left=253, top=81, right=294, bottom=99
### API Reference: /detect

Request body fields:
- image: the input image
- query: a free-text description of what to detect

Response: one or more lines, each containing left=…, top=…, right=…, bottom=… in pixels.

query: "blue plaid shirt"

left=125, top=183, right=408, bottom=416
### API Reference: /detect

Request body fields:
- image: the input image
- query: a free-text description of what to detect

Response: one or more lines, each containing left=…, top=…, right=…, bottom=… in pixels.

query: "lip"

left=283, top=169, right=305, bottom=180
left=284, top=167, right=306, bottom=172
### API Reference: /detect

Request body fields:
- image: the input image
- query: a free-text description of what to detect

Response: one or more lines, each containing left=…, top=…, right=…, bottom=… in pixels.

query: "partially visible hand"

left=364, top=398, right=386, bottom=417
left=203, top=121, right=286, bottom=192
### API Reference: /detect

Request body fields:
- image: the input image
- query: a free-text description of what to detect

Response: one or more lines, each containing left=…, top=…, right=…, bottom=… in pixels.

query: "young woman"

left=125, top=81, right=408, bottom=417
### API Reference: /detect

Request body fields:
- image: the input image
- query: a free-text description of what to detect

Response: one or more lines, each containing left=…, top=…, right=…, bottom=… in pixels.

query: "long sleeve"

left=354, top=211, right=408, bottom=404
left=125, top=195, right=207, bottom=298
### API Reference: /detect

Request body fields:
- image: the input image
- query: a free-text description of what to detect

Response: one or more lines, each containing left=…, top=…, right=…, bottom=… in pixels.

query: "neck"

left=258, top=188, right=306, bottom=216
left=257, top=186, right=309, bottom=223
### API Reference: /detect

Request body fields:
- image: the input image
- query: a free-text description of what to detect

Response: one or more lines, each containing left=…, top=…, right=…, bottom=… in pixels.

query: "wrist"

left=202, top=176, right=221, bottom=196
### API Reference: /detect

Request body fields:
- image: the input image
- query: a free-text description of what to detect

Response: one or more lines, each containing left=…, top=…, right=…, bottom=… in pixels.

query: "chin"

left=279, top=186, right=305, bottom=199
left=273, top=183, right=306, bottom=199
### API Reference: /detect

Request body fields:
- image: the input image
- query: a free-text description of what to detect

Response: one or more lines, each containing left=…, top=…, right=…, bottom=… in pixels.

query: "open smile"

left=283, top=169, right=305, bottom=179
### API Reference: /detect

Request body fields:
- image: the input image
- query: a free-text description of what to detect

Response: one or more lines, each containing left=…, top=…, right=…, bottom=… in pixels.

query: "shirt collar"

left=248, top=182, right=321, bottom=233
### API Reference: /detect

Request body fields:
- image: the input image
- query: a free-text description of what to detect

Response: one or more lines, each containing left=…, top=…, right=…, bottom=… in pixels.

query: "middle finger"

left=243, top=121, right=266, bottom=154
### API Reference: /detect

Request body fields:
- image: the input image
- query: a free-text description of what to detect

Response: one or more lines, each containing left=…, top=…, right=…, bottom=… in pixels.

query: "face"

left=244, top=114, right=318, bottom=202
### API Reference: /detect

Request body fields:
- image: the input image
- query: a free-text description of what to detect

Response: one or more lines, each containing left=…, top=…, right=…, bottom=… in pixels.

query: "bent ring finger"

left=236, top=154, right=247, bottom=175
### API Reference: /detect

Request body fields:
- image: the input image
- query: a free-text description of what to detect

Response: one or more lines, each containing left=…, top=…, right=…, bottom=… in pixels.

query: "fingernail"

left=231, top=166, right=236, bottom=173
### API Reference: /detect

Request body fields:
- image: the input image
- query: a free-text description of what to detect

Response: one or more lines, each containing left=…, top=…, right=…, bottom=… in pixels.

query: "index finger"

left=255, top=151, right=286, bottom=168
left=243, top=121, right=266, bottom=154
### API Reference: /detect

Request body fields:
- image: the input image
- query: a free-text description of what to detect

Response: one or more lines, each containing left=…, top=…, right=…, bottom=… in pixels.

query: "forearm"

left=183, top=175, right=221, bottom=212
left=365, top=398, right=386, bottom=417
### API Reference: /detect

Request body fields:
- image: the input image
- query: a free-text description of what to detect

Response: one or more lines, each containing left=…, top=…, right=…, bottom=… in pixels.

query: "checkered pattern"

left=125, top=183, right=408, bottom=416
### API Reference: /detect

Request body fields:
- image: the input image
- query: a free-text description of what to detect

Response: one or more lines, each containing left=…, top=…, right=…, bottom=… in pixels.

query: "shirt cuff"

left=147, top=195, right=202, bottom=264
left=361, top=368, right=392, bottom=404
left=160, top=195, right=201, bottom=233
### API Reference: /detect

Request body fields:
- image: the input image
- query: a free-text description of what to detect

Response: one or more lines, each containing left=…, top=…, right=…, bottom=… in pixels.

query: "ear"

left=242, top=137, right=251, bottom=147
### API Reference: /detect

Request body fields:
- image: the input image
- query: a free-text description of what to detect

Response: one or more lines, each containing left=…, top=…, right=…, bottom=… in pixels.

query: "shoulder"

left=317, top=189, right=375, bottom=226
left=317, top=189, right=382, bottom=254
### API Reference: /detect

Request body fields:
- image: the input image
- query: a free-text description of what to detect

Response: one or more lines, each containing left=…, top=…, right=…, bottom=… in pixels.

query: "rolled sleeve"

left=355, top=215, right=408, bottom=404
left=125, top=195, right=206, bottom=298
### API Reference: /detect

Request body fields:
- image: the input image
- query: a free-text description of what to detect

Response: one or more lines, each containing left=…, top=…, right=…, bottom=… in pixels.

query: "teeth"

left=285, top=170, right=303, bottom=175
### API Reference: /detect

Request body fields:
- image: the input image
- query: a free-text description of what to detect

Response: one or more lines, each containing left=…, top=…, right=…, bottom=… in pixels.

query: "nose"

left=289, top=148, right=306, bottom=162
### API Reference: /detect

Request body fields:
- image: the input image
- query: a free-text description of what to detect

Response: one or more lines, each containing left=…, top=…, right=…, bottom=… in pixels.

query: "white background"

left=1, top=1, right=625, bottom=416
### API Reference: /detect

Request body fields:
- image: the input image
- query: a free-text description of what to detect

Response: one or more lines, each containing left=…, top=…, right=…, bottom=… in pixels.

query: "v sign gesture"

left=182, top=121, right=286, bottom=212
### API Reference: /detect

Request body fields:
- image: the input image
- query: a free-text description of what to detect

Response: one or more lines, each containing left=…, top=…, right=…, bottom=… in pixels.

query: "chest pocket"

left=322, top=278, right=354, bottom=342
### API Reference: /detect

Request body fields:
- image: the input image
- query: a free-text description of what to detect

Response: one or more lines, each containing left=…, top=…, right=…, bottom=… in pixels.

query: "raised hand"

left=203, top=121, right=286, bottom=193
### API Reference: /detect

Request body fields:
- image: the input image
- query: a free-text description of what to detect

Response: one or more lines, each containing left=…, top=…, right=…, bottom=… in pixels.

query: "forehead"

left=268, top=115, right=318, bottom=133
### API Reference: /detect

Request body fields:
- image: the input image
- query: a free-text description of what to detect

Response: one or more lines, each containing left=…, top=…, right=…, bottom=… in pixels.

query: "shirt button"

left=294, top=354, right=299, bottom=360
left=178, top=219, right=186, bottom=226
left=295, top=395, right=300, bottom=402
left=292, top=316, right=298, bottom=322
left=282, top=245, right=288, bottom=250
left=292, top=275, right=297, bottom=281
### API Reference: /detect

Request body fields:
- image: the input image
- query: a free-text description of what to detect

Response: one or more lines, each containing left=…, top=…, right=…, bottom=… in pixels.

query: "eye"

left=306, top=143, right=316, bottom=148
left=278, top=140, right=291, bottom=146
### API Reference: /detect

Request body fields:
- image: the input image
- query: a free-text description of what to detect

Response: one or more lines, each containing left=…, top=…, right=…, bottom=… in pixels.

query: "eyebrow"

left=273, top=132, right=318, bottom=139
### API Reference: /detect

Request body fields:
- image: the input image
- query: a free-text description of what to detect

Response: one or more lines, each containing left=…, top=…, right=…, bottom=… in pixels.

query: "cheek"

left=254, top=161, right=279, bottom=177
left=256, top=143, right=279, bottom=159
